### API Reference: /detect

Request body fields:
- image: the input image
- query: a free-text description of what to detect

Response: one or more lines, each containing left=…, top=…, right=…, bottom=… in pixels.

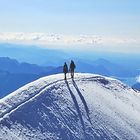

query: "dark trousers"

left=64, top=73, right=67, bottom=80
left=71, top=70, right=74, bottom=78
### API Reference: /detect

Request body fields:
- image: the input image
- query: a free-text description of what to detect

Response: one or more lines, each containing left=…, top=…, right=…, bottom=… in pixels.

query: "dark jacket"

left=70, top=61, right=76, bottom=72
left=63, top=63, right=68, bottom=73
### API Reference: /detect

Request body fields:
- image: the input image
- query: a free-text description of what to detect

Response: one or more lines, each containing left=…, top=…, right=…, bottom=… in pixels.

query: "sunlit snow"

left=0, top=73, right=140, bottom=140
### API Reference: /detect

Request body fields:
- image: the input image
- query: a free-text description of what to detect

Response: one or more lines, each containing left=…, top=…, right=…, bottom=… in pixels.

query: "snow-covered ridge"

left=0, top=73, right=140, bottom=140
left=0, top=73, right=129, bottom=119
left=0, top=74, right=64, bottom=119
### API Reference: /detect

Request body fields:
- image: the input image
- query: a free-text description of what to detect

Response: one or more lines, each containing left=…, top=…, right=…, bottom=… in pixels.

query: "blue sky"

left=0, top=0, right=139, bottom=35
left=0, top=0, right=140, bottom=52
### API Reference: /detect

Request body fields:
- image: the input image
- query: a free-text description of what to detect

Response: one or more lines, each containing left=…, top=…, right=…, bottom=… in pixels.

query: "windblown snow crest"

left=0, top=73, right=140, bottom=140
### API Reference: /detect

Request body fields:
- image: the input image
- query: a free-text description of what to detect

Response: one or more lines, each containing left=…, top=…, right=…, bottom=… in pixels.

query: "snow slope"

left=0, top=73, right=140, bottom=140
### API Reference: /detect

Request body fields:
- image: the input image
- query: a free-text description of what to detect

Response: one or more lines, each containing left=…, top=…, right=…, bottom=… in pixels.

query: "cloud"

left=136, top=75, right=140, bottom=83
left=0, top=32, right=102, bottom=45
left=101, top=36, right=140, bottom=45
left=0, top=32, right=140, bottom=52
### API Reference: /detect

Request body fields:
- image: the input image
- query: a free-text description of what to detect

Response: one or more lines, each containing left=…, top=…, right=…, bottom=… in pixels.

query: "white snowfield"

left=0, top=73, right=140, bottom=140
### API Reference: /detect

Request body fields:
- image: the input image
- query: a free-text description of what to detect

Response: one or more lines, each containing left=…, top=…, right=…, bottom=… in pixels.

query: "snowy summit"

left=0, top=73, right=140, bottom=140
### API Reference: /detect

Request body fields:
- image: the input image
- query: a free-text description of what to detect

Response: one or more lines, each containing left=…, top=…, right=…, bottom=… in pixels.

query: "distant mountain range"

left=75, top=58, right=137, bottom=77
left=0, top=43, right=69, bottom=66
left=0, top=57, right=62, bottom=98
left=0, top=57, right=55, bottom=74
left=0, top=56, right=139, bottom=98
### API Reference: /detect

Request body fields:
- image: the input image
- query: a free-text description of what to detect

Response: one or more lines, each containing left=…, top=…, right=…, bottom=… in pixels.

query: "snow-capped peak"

left=0, top=73, right=140, bottom=140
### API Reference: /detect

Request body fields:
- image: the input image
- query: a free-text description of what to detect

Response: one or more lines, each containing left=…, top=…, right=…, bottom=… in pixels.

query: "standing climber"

left=70, top=60, right=76, bottom=79
left=63, top=62, right=68, bottom=80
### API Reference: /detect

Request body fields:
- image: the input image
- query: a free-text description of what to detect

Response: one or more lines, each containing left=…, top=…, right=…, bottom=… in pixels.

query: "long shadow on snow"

left=72, top=79, right=92, bottom=124
left=65, top=81, right=86, bottom=136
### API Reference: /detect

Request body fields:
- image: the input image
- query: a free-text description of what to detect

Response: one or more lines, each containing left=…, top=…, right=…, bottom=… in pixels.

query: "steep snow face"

left=0, top=73, right=140, bottom=140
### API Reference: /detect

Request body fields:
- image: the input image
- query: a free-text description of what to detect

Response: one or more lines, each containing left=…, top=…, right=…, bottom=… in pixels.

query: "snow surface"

left=0, top=73, right=140, bottom=140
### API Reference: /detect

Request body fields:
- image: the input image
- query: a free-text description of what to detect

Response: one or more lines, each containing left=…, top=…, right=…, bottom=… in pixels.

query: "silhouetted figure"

left=70, top=60, right=76, bottom=79
left=63, top=62, right=68, bottom=80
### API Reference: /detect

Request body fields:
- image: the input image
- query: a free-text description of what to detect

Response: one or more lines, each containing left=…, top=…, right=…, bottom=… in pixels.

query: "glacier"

left=0, top=73, right=140, bottom=140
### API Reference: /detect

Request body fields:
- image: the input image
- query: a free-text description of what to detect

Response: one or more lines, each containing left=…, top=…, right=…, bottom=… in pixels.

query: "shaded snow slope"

left=0, top=73, right=140, bottom=140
